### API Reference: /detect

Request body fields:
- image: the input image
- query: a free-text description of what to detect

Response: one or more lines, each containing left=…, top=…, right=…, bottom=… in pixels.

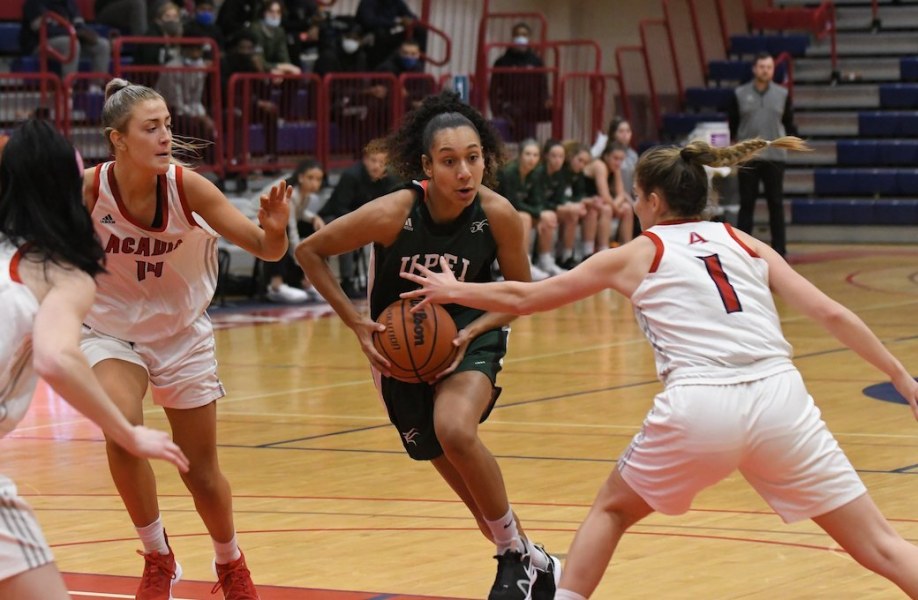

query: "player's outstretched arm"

left=401, top=237, right=656, bottom=315
left=30, top=265, right=190, bottom=471
left=739, top=229, right=918, bottom=419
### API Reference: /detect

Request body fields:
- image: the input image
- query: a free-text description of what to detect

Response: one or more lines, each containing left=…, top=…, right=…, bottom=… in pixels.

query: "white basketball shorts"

left=0, top=475, right=53, bottom=581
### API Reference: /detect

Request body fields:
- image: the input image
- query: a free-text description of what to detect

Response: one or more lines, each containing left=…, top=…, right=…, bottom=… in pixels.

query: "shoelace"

left=210, top=562, right=257, bottom=598
left=137, top=550, right=176, bottom=593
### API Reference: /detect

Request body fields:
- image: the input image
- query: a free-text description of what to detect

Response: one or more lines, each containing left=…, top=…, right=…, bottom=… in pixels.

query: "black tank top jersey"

left=582, top=172, right=599, bottom=197
left=370, top=181, right=497, bottom=329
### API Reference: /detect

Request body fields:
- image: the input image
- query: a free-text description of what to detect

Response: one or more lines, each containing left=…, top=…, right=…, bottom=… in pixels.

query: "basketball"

left=373, top=298, right=458, bottom=383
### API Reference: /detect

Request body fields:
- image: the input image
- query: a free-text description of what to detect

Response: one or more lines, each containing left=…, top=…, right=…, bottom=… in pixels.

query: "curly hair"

left=385, top=90, right=505, bottom=186
left=636, top=136, right=810, bottom=217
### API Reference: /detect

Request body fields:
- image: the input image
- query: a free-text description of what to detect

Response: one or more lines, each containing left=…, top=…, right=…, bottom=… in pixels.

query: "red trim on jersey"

left=107, top=164, right=169, bottom=233
left=642, top=231, right=665, bottom=273
left=175, top=166, right=199, bottom=227
left=92, top=164, right=102, bottom=203
left=9, top=245, right=24, bottom=283
left=657, top=218, right=702, bottom=226
left=724, top=223, right=759, bottom=258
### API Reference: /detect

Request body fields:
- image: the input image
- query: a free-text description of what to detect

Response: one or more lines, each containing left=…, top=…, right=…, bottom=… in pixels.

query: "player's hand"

left=429, top=327, right=471, bottom=382
left=258, top=179, right=292, bottom=237
left=892, top=373, right=918, bottom=421
left=124, top=426, right=190, bottom=473
left=352, top=316, right=391, bottom=376
left=399, top=257, right=458, bottom=310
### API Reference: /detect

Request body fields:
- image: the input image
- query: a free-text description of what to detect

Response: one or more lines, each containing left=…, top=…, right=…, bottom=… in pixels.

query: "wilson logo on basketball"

left=412, top=309, right=428, bottom=346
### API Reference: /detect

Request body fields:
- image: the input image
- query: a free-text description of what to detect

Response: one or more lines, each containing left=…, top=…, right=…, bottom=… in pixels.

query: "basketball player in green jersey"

left=295, top=91, right=560, bottom=600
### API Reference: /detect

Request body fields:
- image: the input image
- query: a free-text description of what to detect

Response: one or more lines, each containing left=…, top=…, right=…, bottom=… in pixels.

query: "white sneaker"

left=266, top=283, right=309, bottom=303
left=529, top=263, right=550, bottom=281
left=538, top=259, right=568, bottom=277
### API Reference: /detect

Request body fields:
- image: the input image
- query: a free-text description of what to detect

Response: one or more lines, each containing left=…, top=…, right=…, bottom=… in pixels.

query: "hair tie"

left=680, top=147, right=692, bottom=161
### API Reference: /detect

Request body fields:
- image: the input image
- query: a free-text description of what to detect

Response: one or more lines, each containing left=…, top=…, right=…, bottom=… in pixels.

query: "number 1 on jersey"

left=698, top=254, right=742, bottom=314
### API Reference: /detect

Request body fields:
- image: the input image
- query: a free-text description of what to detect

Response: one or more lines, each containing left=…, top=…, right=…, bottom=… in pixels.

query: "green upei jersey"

left=370, top=181, right=497, bottom=330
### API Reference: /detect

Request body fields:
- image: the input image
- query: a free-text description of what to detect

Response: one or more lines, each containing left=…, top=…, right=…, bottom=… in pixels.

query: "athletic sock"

left=136, top=516, right=169, bottom=555
left=556, top=590, right=588, bottom=600
left=582, top=241, right=595, bottom=256
left=485, top=507, right=522, bottom=555
left=213, top=533, right=241, bottom=564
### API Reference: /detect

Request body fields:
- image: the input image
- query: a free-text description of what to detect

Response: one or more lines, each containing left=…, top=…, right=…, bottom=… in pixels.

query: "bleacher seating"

left=836, top=140, right=918, bottom=166
left=903, top=57, right=918, bottom=81
left=0, top=23, right=19, bottom=56
left=729, top=34, right=809, bottom=58
left=879, top=83, right=918, bottom=108
left=685, top=87, right=734, bottom=111
left=859, top=111, right=918, bottom=136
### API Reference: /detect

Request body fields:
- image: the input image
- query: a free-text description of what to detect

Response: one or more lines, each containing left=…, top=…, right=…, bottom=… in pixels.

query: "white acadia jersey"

left=631, top=221, right=793, bottom=386
left=85, top=162, right=218, bottom=343
left=0, top=240, right=39, bottom=437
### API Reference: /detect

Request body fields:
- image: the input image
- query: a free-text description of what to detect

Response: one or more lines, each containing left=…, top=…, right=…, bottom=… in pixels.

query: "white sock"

left=537, top=253, right=554, bottom=269
left=213, top=533, right=241, bottom=564
left=136, top=516, right=169, bottom=555
left=523, top=537, right=549, bottom=570
left=582, top=241, right=595, bottom=256
left=561, top=248, right=573, bottom=261
left=485, top=507, right=522, bottom=554
left=556, top=590, right=588, bottom=600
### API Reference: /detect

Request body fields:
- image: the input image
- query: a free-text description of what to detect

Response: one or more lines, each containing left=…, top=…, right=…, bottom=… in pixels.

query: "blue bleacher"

left=707, top=60, right=788, bottom=86
left=814, top=168, right=918, bottom=196
left=879, top=83, right=918, bottom=109
left=903, top=57, right=918, bottom=82
left=277, top=122, right=317, bottom=154
left=837, top=140, right=918, bottom=166
left=859, top=112, right=918, bottom=137
left=0, top=22, right=19, bottom=56
left=685, top=87, right=734, bottom=111
left=662, top=113, right=727, bottom=136
left=793, top=199, right=918, bottom=225
left=729, top=34, right=809, bottom=58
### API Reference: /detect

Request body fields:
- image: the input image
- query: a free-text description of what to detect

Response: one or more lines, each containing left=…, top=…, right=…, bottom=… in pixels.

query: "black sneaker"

left=489, top=549, right=537, bottom=600
left=560, top=257, right=579, bottom=270
left=530, top=545, right=562, bottom=600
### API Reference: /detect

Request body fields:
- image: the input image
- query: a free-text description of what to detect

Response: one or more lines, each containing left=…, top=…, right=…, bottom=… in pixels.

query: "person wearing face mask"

left=95, top=0, right=147, bottom=36
left=249, top=0, right=302, bottom=75
left=20, top=0, right=112, bottom=78
left=313, top=21, right=369, bottom=76
left=355, top=0, right=427, bottom=68
left=489, top=22, right=552, bottom=142
left=183, top=0, right=225, bottom=52
left=374, top=40, right=430, bottom=112
left=135, top=1, right=183, bottom=67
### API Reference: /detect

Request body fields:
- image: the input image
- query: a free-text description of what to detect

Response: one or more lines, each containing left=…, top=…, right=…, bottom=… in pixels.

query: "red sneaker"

left=211, top=551, right=259, bottom=599
left=136, top=546, right=182, bottom=600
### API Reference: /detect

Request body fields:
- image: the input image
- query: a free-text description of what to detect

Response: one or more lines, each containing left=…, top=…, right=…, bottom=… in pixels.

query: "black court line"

left=258, top=424, right=390, bottom=447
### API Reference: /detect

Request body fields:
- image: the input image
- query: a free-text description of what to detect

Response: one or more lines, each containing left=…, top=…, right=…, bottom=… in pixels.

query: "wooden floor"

left=4, top=243, right=918, bottom=599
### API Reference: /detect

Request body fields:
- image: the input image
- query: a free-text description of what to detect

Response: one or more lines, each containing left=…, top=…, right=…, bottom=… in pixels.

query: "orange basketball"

left=373, top=298, right=458, bottom=384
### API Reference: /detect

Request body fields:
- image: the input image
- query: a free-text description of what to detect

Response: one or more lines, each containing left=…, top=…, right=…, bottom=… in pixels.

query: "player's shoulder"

left=478, top=185, right=515, bottom=218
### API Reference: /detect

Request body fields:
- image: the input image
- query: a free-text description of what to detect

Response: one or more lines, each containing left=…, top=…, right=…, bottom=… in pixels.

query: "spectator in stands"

left=216, top=0, right=257, bottom=40
left=94, top=0, right=146, bottom=36
left=355, top=0, right=426, bottom=68
left=284, top=0, right=324, bottom=70
left=156, top=42, right=215, bottom=143
left=21, top=0, right=112, bottom=78
left=728, top=51, right=797, bottom=257
left=375, top=39, right=430, bottom=112
left=312, top=20, right=370, bottom=76
left=489, top=22, right=551, bottom=142
left=537, top=139, right=586, bottom=271
left=249, top=0, right=302, bottom=76
left=606, top=117, right=639, bottom=196
left=183, top=0, right=225, bottom=53
left=600, top=142, right=635, bottom=245
left=222, top=29, right=280, bottom=168
left=134, top=1, right=182, bottom=68
left=261, top=159, right=329, bottom=303
left=497, top=138, right=555, bottom=280
left=580, top=146, right=616, bottom=257
left=318, top=139, right=399, bottom=298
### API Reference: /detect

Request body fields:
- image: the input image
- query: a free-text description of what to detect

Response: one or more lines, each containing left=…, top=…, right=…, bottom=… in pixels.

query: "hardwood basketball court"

left=4, top=243, right=918, bottom=599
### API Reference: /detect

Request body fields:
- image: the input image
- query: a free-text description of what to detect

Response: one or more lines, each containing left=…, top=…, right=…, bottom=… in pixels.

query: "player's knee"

left=434, top=419, right=478, bottom=457
left=180, top=460, right=225, bottom=495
